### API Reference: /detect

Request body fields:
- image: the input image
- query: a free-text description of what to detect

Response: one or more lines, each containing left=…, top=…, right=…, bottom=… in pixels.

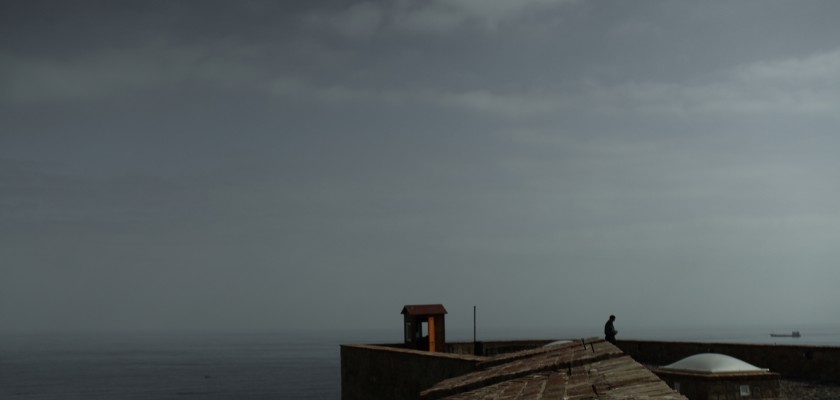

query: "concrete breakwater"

left=342, top=339, right=840, bottom=399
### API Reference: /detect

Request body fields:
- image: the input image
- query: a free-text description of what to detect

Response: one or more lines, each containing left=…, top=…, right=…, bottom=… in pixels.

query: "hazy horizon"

left=3, top=1, right=840, bottom=335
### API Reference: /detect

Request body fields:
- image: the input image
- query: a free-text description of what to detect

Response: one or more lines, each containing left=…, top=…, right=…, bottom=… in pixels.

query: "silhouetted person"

left=604, top=315, right=618, bottom=345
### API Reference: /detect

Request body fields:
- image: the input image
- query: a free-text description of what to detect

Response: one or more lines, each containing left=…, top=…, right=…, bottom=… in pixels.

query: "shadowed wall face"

left=341, top=344, right=481, bottom=400
left=654, top=372, right=780, bottom=400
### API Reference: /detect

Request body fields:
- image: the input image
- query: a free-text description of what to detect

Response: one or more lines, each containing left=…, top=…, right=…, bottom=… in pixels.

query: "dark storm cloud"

left=2, top=0, right=840, bottom=334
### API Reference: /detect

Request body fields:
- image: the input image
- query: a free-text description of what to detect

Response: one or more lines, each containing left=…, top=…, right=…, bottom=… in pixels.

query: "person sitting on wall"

left=604, top=315, right=618, bottom=345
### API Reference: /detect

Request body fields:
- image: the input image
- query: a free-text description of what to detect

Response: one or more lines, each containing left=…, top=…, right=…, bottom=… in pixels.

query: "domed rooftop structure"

left=662, top=353, right=768, bottom=373
left=653, top=353, right=779, bottom=399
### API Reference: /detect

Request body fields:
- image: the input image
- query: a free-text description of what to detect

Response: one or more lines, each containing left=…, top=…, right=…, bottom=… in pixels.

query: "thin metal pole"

left=473, top=306, right=476, bottom=345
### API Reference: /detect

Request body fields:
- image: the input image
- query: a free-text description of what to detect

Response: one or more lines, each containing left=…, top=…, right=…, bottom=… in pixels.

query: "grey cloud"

left=394, top=0, right=580, bottom=32
left=0, top=159, right=207, bottom=228
left=262, top=43, right=840, bottom=120
left=302, top=2, right=385, bottom=38
left=0, top=41, right=266, bottom=105
left=4, top=0, right=840, bottom=333
left=301, top=0, right=579, bottom=36
left=735, top=48, right=840, bottom=84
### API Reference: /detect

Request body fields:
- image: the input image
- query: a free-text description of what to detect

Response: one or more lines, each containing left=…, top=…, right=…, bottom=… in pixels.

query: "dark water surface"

left=0, top=331, right=353, bottom=400
left=2, top=325, right=838, bottom=399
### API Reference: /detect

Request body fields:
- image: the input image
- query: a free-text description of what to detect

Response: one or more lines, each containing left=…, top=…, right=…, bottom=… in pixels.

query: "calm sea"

left=2, top=325, right=839, bottom=399
left=0, top=330, right=357, bottom=400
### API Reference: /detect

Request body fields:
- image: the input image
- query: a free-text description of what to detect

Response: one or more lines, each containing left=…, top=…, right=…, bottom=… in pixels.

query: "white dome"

left=662, top=353, right=768, bottom=373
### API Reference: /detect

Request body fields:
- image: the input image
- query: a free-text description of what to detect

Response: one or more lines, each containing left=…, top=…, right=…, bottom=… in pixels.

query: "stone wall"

left=342, top=339, right=840, bottom=399
left=341, top=340, right=554, bottom=400
left=653, top=370, right=780, bottom=400
left=446, top=340, right=555, bottom=356
left=341, top=344, right=484, bottom=400
left=619, top=340, right=840, bottom=382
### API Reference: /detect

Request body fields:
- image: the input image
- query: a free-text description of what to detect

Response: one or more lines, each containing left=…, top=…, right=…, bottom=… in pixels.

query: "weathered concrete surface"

left=341, top=340, right=566, bottom=399
left=341, top=344, right=484, bottom=400
left=342, top=338, right=840, bottom=399
left=421, top=338, right=686, bottom=400
left=447, top=340, right=557, bottom=357
left=619, top=340, right=840, bottom=383
left=652, top=368, right=780, bottom=400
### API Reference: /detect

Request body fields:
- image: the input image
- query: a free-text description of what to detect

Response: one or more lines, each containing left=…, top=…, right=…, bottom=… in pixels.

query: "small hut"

left=651, top=353, right=780, bottom=400
left=401, top=304, right=447, bottom=352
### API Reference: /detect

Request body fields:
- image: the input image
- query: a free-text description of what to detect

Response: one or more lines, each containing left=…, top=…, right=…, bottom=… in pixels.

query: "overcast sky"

left=2, top=0, right=840, bottom=337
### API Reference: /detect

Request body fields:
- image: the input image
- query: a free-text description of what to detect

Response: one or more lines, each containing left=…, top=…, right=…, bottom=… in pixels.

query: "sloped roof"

left=401, top=304, right=448, bottom=316
left=421, top=338, right=686, bottom=400
left=661, top=353, right=768, bottom=373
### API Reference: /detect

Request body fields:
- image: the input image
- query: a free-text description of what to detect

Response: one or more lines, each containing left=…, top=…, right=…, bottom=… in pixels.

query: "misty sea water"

left=2, top=325, right=839, bottom=399
left=0, top=331, right=346, bottom=400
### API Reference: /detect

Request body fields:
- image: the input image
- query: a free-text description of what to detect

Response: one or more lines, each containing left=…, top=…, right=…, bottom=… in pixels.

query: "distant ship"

left=770, top=331, right=801, bottom=338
